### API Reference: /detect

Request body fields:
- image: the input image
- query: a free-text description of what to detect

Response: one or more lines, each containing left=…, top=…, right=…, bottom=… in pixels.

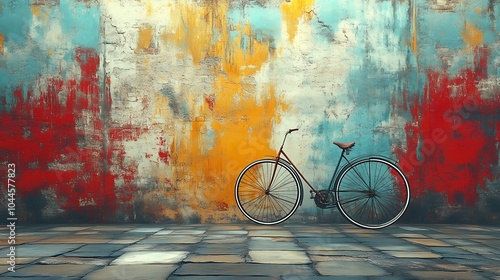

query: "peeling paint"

left=0, top=0, right=499, bottom=224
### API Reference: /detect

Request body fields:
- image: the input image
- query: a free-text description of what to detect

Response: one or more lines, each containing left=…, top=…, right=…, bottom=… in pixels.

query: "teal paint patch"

left=313, top=0, right=351, bottom=31
left=307, top=1, right=410, bottom=199
left=417, top=7, right=463, bottom=70
left=0, top=1, right=101, bottom=111
left=0, top=2, right=37, bottom=105
left=60, top=0, right=100, bottom=48
left=465, top=0, right=496, bottom=45
left=227, top=5, right=281, bottom=47
left=0, top=2, right=33, bottom=46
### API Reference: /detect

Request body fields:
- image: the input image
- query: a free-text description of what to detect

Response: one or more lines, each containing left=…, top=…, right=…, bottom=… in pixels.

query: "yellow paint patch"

left=137, top=25, right=154, bottom=53
left=0, top=34, right=3, bottom=55
left=30, top=4, right=41, bottom=17
left=281, top=0, right=316, bottom=42
left=146, top=2, right=153, bottom=16
left=156, top=1, right=288, bottom=222
left=30, top=4, right=50, bottom=22
left=411, top=3, right=418, bottom=54
left=164, top=3, right=213, bottom=65
left=462, top=22, right=484, bottom=51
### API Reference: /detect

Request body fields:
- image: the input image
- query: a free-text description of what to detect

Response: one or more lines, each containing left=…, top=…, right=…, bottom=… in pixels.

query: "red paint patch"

left=395, top=47, right=500, bottom=206
left=158, top=150, right=170, bottom=165
left=0, top=48, right=140, bottom=222
left=204, top=95, right=215, bottom=111
left=216, top=201, right=228, bottom=211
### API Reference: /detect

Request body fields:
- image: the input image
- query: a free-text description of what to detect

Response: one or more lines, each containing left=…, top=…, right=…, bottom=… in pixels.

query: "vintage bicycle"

left=235, top=128, right=410, bottom=229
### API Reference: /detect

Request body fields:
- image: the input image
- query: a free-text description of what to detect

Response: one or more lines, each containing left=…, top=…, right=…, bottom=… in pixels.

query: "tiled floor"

left=1, top=223, right=499, bottom=279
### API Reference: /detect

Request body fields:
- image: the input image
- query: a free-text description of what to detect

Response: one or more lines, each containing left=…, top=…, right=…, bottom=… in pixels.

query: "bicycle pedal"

left=309, top=190, right=314, bottom=199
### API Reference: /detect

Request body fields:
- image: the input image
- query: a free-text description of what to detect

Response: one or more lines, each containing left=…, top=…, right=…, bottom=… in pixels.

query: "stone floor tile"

left=174, top=263, right=315, bottom=277
left=149, top=244, right=197, bottom=251
left=1, top=224, right=499, bottom=279
left=8, top=236, right=49, bottom=245
left=195, top=244, right=247, bottom=255
left=64, top=244, right=126, bottom=257
left=308, top=243, right=373, bottom=251
left=373, top=244, right=423, bottom=251
left=283, top=276, right=394, bottom=280
left=208, top=225, right=244, bottom=231
left=0, top=257, right=37, bottom=265
left=341, top=228, right=378, bottom=234
left=384, top=251, right=442, bottom=258
left=475, top=239, right=500, bottom=248
left=349, top=233, right=379, bottom=238
left=119, top=244, right=155, bottom=252
left=249, top=250, right=311, bottom=264
left=107, top=237, right=144, bottom=244
left=111, top=251, right=188, bottom=265
left=310, top=255, right=365, bottom=262
left=38, top=256, right=111, bottom=265
left=127, top=227, right=164, bottom=233
left=209, top=230, right=248, bottom=235
left=202, top=235, right=247, bottom=244
left=456, top=226, right=493, bottom=232
left=429, top=246, right=476, bottom=256
left=399, top=226, right=430, bottom=231
left=0, top=244, right=83, bottom=257
left=434, top=263, right=477, bottom=272
left=250, top=239, right=302, bottom=251
left=48, top=226, right=92, bottom=231
left=34, top=235, right=112, bottom=244
left=315, top=260, right=388, bottom=276
left=405, top=238, right=452, bottom=247
left=481, top=265, right=500, bottom=274
left=153, top=230, right=174, bottom=235
left=297, top=237, right=357, bottom=246
left=466, top=234, right=497, bottom=239
left=458, top=245, right=500, bottom=254
left=169, top=276, right=279, bottom=280
left=288, top=227, right=340, bottom=234
left=83, top=264, right=178, bottom=280
left=245, top=225, right=284, bottom=230
left=75, top=231, right=102, bottom=235
left=292, top=232, right=345, bottom=238
left=185, top=254, right=245, bottom=263
left=253, top=236, right=295, bottom=242
left=408, top=271, right=488, bottom=279
left=171, top=229, right=206, bottom=235
left=308, top=250, right=376, bottom=258
left=138, top=235, right=202, bottom=244
left=13, top=264, right=98, bottom=278
left=392, top=233, right=428, bottom=238
left=248, top=230, right=294, bottom=237
left=90, top=226, right=134, bottom=231
left=447, top=258, right=499, bottom=266
left=445, top=238, right=481, bottom=246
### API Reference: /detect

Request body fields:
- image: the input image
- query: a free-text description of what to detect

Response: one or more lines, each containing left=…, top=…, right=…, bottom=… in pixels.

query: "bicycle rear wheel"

left=335, top=157, right=410, bottom=229
left=235, top=159, right=301, bottom=225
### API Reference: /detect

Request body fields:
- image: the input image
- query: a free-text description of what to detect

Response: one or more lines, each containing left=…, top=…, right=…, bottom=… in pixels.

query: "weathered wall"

left=0, top=0, right=499, bottom=224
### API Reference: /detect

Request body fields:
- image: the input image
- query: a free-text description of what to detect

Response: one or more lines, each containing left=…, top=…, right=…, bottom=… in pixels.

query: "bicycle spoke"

left=235, top=159, right=300, bottom=225
left=336, top=158, right=410, bottom=229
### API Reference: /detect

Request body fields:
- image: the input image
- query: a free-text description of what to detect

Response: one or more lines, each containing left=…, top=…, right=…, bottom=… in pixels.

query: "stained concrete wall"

left=0, top=0, right=499, bottom=224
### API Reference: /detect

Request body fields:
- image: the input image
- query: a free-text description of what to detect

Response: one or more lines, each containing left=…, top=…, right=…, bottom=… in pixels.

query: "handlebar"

left=281, top=128, right=299, bottom=148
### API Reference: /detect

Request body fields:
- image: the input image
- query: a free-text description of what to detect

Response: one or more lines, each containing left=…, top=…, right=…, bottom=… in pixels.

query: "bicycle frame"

left=267, top=129, right=352, bottom=201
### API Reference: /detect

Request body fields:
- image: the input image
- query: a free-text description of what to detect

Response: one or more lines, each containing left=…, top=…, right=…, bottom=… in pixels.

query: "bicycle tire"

left=334, top=157, right=410, bottom=229
left=235, top=159, right=301, bottom=225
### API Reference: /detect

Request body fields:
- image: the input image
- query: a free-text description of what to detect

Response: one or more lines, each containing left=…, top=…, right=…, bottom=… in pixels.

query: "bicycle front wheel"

left=235, top=159, right=301, bottom=225
left=335, top=157, right=410, bottom=229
